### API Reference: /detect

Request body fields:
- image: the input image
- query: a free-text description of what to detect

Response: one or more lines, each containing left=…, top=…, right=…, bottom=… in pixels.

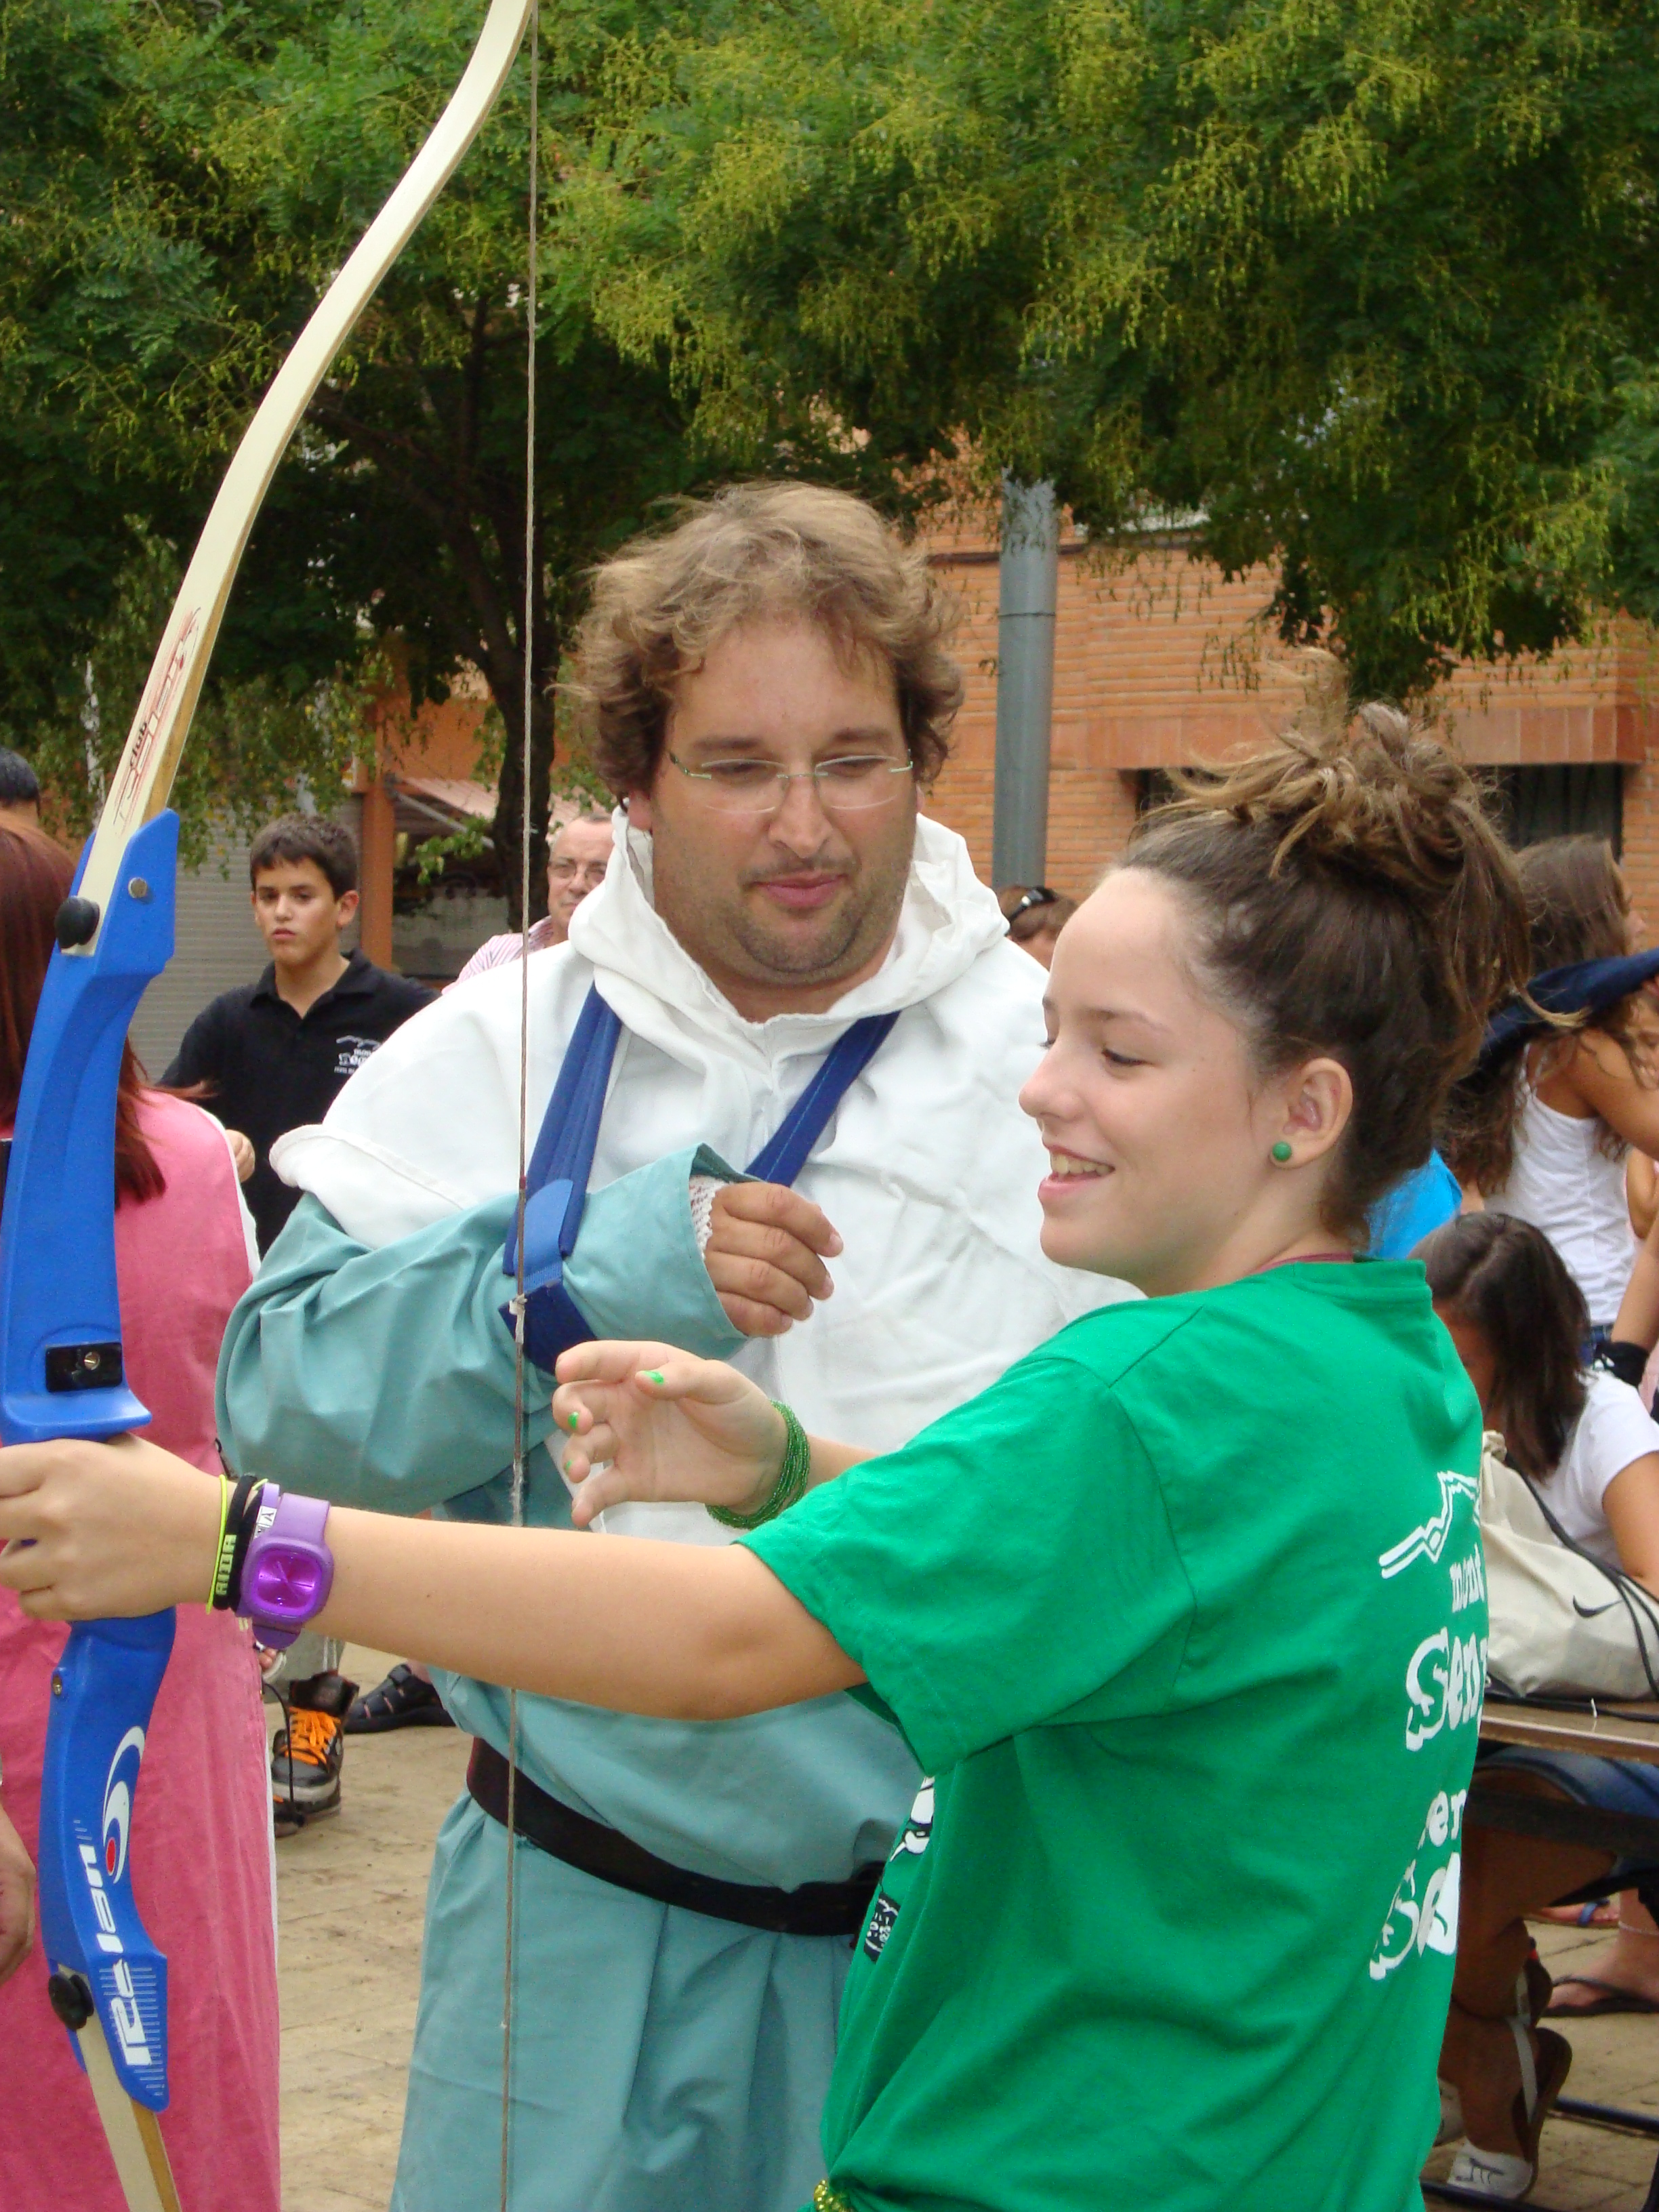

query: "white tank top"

left=1489, top=1088, right=1635, bottom=1326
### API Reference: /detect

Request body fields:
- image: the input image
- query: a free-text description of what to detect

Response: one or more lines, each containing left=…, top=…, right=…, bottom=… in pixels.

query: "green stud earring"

left=1271, top=1141, right=1294, bottom=1164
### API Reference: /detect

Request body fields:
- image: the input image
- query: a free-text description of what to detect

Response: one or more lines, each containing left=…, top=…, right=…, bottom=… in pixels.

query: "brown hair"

left=1521, top=836, right=1631, bottom=970
left=1122, top=705, right=1530, bottom=1242
left=0, top=823, right=164, bottom=1204
left=570, top=482, right=964, bottom=796
left=250, top=813, right=359, bottom=898
left=1419, top=1212, right=1588, bottom=1480
left=1442, top=834, right=1654, bottom=1193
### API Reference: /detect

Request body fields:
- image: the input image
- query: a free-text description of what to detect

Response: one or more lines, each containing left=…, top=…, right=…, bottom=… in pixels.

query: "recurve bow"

left=0, top=7, right=536, bottom=2202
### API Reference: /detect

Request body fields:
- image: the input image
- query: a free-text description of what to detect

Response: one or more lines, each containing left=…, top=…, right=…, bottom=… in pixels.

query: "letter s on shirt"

left=1404, top=1629, right=1450, bottom=1751
left=1403, top=1625, right=1486, bottom=1751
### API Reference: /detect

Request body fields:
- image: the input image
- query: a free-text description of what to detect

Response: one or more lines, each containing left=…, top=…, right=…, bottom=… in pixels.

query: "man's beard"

left=649, top=808, right=916, bottom=998
left=723, top=887, right=873, bottom=979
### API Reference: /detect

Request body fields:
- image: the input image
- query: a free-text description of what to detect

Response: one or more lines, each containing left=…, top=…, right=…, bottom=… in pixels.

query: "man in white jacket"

left=218, top=483, right=1125, bottom=2212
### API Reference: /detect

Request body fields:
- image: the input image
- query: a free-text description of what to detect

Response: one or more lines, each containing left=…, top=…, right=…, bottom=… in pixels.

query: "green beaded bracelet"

left=707, top=1401, right=811, bottom=1529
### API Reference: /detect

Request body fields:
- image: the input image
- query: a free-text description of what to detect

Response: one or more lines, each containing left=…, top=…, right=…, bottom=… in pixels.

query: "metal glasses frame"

left=665, top=751, right=914, bottom=812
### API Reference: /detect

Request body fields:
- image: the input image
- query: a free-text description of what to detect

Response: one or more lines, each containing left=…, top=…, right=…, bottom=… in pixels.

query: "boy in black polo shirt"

left=166, top=813, right=434, bottom=1252
left=165, top=813, right=434, bottom=1830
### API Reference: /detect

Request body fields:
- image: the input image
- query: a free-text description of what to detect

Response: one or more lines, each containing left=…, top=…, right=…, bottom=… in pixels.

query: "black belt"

left=467, top=1739, right=884, bottom=1938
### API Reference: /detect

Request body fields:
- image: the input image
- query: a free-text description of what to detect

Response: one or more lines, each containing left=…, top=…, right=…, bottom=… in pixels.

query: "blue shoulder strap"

left=744, top=1012, right=898, bottom=1183
left=505, top=987, right=897, bottom=1370
left=501, top=985, right=621, bottom=1368
left=519, top=984, right=623, bottom=1259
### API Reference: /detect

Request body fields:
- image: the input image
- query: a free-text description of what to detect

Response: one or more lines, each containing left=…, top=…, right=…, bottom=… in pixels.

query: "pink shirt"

left=0, top=1093, right=280, bottom=2212
left=453, top=913, right=561, bottom=981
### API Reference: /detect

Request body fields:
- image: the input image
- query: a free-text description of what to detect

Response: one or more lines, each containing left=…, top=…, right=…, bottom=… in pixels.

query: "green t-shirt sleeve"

left=743, top=1349, right=1195, bottom=1774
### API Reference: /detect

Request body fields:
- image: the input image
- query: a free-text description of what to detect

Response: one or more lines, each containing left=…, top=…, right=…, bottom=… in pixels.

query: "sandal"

left=344, top=1663, right=455, bottom=1734
left=1535, top=1899, right=1618, bottom=1929
left=1446, top=2022, right=1571, bottom=2200
left=1544, top=1974, right=1659, bottom=2018
left=1438, top=1961, right=1551, bottom=2147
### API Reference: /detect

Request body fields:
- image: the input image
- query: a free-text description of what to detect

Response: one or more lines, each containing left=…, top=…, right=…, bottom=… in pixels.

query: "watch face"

left=246, top=1544, right=328, bottom=1621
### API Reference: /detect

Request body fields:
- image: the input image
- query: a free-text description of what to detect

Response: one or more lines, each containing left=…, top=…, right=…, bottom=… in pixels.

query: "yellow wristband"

left=206, top=1471, right=232, bottom=1610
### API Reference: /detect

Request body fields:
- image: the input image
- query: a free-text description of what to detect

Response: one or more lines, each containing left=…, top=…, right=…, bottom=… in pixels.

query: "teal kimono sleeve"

left=559, top=1144, right=747, bottom=1353
left=216, top=1145, right=745, bottom=1514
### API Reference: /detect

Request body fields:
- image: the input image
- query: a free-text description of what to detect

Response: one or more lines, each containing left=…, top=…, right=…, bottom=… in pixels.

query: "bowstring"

left=501, top=7, right=539, bottom=2207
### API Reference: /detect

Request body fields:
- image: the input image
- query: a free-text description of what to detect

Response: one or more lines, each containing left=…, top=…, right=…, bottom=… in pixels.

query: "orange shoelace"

left=283, top=1707, right=341, bottom=1767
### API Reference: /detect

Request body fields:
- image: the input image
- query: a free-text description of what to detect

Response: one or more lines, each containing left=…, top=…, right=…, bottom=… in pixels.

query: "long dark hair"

left=1419, top=1212, right=1587, bottom=1479
left=0, top=822, right=165, bottom=1204
left=1442, top=836, right=1657, bottom=1193
left=1124, top=705, right=1530, bottom=1240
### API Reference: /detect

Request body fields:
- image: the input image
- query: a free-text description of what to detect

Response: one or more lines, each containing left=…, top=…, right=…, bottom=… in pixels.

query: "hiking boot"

left=272, top=1671, right=356, bottom=1837
left=346, top=1662, right=455, bottom=1734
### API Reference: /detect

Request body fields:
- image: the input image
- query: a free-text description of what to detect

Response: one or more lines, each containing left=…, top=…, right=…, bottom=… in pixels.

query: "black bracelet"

left=1601, top=1340, right=1651, bottom=1391
left=209, top=1477, right=256, bottom=1607
left=215, top=1479, right=268, bottom=1614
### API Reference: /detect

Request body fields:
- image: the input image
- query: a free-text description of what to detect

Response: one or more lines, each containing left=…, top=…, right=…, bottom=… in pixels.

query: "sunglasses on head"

left=1004, top=886, right=1060, bottom=924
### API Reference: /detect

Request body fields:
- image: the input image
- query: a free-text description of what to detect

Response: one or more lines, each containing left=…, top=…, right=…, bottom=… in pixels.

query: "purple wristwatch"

left=242, top=1486, right=335, bottom=1650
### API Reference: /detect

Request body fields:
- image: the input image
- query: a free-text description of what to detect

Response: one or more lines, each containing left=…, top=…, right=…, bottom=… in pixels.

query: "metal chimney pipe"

left=992, top=477, right=1060, bottom=887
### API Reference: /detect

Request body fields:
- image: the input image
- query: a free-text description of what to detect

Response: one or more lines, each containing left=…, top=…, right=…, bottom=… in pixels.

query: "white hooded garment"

left=274, top=813, right=1126, bottom=1484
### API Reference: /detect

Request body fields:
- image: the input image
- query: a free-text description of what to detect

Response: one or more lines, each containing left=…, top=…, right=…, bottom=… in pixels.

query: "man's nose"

left=768, top=773, right=836, bottom=855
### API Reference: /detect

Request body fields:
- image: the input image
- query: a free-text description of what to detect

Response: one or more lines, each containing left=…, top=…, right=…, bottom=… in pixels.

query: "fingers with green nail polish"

left=642, top=1370, right=665, bottom=1387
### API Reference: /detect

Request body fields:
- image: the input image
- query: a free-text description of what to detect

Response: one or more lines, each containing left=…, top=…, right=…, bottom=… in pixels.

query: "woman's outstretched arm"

left=0, top=1431, right=860, bottom=1720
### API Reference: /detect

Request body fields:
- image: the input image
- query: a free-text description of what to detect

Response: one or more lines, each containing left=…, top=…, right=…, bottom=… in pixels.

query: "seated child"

left=1422, top=1210, right=1659, bottom=2200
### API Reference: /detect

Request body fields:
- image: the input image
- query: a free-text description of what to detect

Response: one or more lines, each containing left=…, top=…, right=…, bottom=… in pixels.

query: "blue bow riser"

left=37, top=1611, right=176, bottom=2108
left=0, top=810, right=181, bottom=2109
left=0, top=812, right=178, bottom=1440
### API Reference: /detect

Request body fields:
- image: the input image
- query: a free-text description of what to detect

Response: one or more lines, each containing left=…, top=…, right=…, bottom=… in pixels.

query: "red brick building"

left=926, top=531, right=1659, bottom=922
left=346, top=531, right=1659, bottom=973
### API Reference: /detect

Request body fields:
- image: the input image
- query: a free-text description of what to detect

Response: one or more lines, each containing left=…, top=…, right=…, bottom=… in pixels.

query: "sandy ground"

left=276, top=1650, right=1659, bottom=2211
left=273, top=1645, right=468, bottom=2212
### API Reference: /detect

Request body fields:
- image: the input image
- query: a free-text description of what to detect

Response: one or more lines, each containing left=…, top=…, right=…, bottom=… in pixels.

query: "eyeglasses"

left=667, top=751, right=914, bottom=816
left=549, top=859, right=609, bottom=886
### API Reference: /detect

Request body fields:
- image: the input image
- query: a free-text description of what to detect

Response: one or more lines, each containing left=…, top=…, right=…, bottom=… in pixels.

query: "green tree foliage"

left=0, top=0, right=422, bottom=856
left=560, top=0, right=1659, bottom=700
left=12, top=0, right=1656, bottom=851
left=0, top=0, right=946, bottom=909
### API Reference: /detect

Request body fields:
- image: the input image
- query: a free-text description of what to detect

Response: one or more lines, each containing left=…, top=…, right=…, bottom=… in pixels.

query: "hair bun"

left=1204, top=706, right=1477, bottom=903
left=1128, top=701, right=1532, bottom=1238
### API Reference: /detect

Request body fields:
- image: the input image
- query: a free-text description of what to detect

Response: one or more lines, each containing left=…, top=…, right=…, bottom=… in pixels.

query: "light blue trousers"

left=391, top=1795, right=852, bottom=2212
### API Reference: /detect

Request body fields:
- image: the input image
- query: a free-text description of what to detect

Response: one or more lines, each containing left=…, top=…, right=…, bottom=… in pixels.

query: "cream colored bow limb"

left=59, top=4, right=535, bottom=2202
left=77, top=0, right=537, bottom=930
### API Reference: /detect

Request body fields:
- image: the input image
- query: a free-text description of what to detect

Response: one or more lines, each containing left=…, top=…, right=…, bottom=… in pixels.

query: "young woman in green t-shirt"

left=1, top=708, right=1529, bottom=2211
